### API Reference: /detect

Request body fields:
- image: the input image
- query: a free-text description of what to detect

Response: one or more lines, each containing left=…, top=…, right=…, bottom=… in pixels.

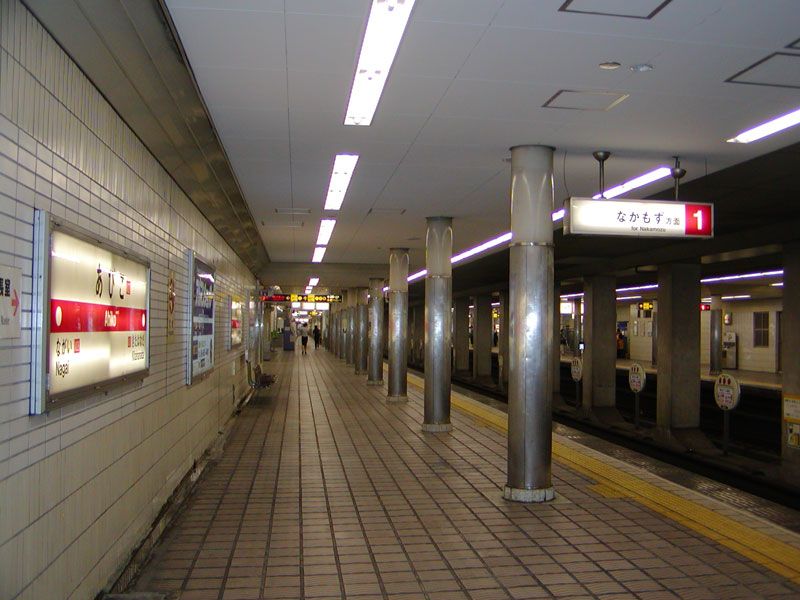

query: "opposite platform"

left=133, top=348, right=800, bottom=599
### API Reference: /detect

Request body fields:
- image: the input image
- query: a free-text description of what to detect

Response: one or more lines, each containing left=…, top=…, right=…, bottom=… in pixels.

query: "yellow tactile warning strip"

left=402, top=370, right=800, bottom=584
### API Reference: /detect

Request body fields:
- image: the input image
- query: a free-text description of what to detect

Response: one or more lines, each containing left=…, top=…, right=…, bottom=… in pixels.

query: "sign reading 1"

left=564, top=198, right=714, bottom=239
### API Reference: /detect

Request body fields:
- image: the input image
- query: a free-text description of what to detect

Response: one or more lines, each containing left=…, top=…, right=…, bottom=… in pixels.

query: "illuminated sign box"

left=564, top=197, right=713, bottom=239
left=260, top=292, right=343, bottom=303
left=31, top=215, right=151, bottom=413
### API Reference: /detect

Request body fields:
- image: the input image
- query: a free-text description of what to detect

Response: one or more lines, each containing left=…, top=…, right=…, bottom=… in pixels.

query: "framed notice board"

left=187, top=252, right=215, bottom=384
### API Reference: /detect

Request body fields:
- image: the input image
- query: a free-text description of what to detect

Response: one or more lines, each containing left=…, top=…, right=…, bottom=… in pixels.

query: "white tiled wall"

left=0, top=2, right=257, bottom=598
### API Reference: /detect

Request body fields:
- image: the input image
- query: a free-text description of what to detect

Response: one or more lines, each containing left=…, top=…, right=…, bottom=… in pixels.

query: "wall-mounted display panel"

left=188, top=253, right=215, bottom=384
left=31, top=213, right=151, bottom=413
left=231, top=296, right=243, bottom=348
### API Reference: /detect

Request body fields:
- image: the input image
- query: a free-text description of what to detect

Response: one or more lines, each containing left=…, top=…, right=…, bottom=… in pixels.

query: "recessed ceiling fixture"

left=629, top=63, right=654, bottom=72
left=324, top=154, right=359, bottom=210
left=308, top=277, right=320, bottom=287
left=599, top=61, right=621, bottom=70
left=312, top=247, right=326, bottom=263
left=316, top=219, right=336, bottom=246
left=344, top=0, right=416, bottom=126
left=592, top=166, right=672, bottom=199
left=726, top=106, right=800, bottom=143
left=275, top=207, right=311, bottom=215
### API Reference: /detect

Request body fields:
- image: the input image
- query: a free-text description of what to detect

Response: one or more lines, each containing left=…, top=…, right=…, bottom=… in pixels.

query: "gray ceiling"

left=163, top=0, right=800, bottom=275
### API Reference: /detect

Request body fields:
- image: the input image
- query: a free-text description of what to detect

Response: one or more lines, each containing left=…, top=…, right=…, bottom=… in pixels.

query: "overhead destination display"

left=261, top=293, right=342, bottom=303
left=564, top=197, right=713, bottom=239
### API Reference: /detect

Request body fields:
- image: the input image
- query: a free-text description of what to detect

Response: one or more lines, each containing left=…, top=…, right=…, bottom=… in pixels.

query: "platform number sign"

left=628, top=363, right=646, bottom=393
left=570, top=357, right=583, bottom=382
left=714, top=373, right=741, bottom=411
left=685, top=204, right=713, bottom=237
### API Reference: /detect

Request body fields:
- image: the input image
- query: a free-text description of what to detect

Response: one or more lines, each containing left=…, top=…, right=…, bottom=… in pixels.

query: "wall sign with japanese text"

left=188, top=253, right=215, bottom=384
left=0, top=264, right=21, bottom=338
left=564, top=197, right=713, bottom=239
left=47, top=230, right=150, bottom=401
left=230, top=296, right=243, bottom=348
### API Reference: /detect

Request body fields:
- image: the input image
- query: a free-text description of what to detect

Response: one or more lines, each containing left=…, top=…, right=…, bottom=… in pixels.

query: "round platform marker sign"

left=628, top=363, right=646, bottom=393
left=570, top=357, right=583, bottom=382
left=714, top=373, right=741, bottom=411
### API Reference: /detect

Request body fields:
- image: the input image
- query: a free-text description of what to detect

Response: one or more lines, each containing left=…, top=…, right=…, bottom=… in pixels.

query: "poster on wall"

left=188, top=253, right=215, bottom=384
left=231, top=296, right=243, bottom=348
left=47, top=229, right=150, bottom=403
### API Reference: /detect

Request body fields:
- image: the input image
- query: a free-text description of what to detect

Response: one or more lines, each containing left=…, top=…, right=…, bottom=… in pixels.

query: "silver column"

left=504, top=145, right=555, bottom=503
left=388, top=248, right=409, bottom=402
left=346, top=289, right=356, bottom=365
left=709, top=295, right=722, bottom=375
left=355, top=288, right=369, bottom=374
left=367, top=278, right=385, bottom=385
left=423, top=217, right=453, bottom=432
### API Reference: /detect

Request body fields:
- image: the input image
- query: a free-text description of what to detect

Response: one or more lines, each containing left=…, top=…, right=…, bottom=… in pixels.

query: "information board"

left=564, top=197, right=713, bottom=238
left=0, top=264, right=21, bottom=338
left=261, top=292, right=342, bottom=303
left=188, top=254, right=215, bottom=383
left=714, top=373, right=741, bottom=410
left=628, top=363, right=646, bottom=393
left=48, top=230, right=150, bottom=399
left=570, top=357, right=583, bottom=382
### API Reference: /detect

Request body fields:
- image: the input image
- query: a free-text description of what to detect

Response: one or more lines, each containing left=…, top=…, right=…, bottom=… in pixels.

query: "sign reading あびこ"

left=48, top=230, right=149, bottom=398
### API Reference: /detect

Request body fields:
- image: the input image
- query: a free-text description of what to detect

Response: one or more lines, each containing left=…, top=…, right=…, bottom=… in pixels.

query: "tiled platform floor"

left=133, top=349, right=800, bottom=599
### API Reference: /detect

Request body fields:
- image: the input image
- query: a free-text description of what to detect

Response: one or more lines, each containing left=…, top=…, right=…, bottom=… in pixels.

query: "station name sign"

left=261, top=293, right=342, bottom=303
left=564, top=197, right=713, bottom=239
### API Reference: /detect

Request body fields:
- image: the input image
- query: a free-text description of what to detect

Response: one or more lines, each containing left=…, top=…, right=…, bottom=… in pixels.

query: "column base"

left=422, top=423, right=452, bottom=433
left=366, top=380, right=383, bottom=386
left=355, top=369, right=367, bottom=375
left=503, top=485, right=555, bottom=503
left=387, top=395, right=407, bottom=403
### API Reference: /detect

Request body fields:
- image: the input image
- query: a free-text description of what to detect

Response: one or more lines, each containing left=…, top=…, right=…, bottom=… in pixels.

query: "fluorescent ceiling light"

left=615, top=283, right=658, bottom=293
left=344, top=0, right=416, bottom=126
left=316, top=219, right=336, bottom=246
left=552, top=209, right=565, bottom=221
left=701, top=270, right=782, bottom=283
left=308, top=277, right=320, bottom=287
left=592, top=166, right=672, bottom=199
left=722, top=294, right=750, bottom=300
left=771, top=282, right=784, bottom=287
left=701, top=297, right=712, bottom=302
left=382, top=286, right=389, bottom=292
left=616, top=295, right=642, bottom=301
left=560, top=293, right=585, bottom=299
left=727, top=107, right=800, bottom=143
left=408, top=269, right=427, bottom=282
left=324, top=155, right=359, bottom=210
left=312, top=247, right=326, bottom=263
left=451, top=232, right=512, bottom=265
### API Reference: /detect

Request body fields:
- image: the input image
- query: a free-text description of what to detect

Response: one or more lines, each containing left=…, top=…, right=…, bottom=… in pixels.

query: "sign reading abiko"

left=49, top=230, right=149, bottom=398
left=564, top=197, right=713, bottom=239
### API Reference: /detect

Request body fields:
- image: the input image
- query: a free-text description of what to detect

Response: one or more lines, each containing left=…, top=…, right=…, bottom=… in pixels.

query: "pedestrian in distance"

left=300, top=322, right=310, bottom=355
left=313, top=325, right=321, bottom=349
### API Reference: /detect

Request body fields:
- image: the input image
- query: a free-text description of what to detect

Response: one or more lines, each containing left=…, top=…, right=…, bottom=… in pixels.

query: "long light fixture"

left=615, top=283, right=659, bottom=293
left=727, top=107, right=800, bottom=143
left=616, top=295, right=642, bottom=301
left=701, top=269, right=782, bottom=283
left=308, top=277, right=320, bottom=287
left=344, top=0, right=416, bottom=126
left=592, top=166, right=672, bottom=199
left=312, top=247, right=326, bottom=263
left=324, top=154, right=359, bottom=210
left=316, top=219, right=336, bottom=246
left=722, top=294, right=751, bottom=300
left=451, top=232, right=512, bottom=265
left=771, top=282, right=784, bottom=287
left=408, top=269, right=427, bottom=282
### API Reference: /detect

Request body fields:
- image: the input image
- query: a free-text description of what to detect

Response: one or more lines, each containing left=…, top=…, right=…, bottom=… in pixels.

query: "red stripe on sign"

left=50, top=299, right=147, bottom=333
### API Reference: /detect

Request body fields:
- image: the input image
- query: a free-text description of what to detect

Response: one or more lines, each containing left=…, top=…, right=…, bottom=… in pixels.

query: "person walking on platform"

left=299, top=322, right=310, bottom=355
left=312, top=325, right=321, bottom=349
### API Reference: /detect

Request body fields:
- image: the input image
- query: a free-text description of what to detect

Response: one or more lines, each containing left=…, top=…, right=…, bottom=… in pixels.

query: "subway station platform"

left=132, top=349, right=800, bottom=600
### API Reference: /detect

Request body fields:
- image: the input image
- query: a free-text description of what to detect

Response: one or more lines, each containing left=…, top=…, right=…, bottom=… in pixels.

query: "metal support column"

left=367, top=278, right=385, bottom=385
left=504, top=145, right=556, bottom=503
left=388, top=248, right=409, bottom=402
left=709, top=295, right=722, bottom=375
left=423, top=217, right=453, bottom=432
left=355, top=287, right=368, bottom=374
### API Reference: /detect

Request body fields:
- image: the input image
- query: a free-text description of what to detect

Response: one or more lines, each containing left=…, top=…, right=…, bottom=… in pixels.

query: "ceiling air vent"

left=543, top=90, right=629, bottom=111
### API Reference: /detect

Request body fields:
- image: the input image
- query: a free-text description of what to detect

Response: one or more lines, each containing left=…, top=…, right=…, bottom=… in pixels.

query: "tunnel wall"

left=0, top=1, right=257, bottom=598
